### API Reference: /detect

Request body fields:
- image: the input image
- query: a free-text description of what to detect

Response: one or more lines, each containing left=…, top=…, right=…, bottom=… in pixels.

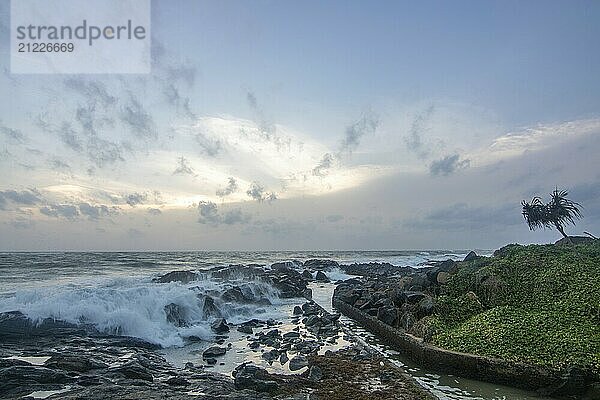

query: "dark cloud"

left=147, top=208, right=162, bottom=216
left=173, top=156, right=196, bottom=176
left=404, top=106, right=434, bottom=159
left=246, top=182, right=277, bottom=203
left=429, top=154, right=470, bottom=176
left=40, top=204, right=80, bottom=219
left=571, top=181, right=600, bottom=205
left=125, top=192, right=148, bottom=207
left=0, top=120, right=26, bottom=144
left=120, top=95, right=157, bottom=139
left=78, top=203, right=120, bottom=220
left=216, top=177, right=238, bottom=197
left=339, top=111, right=379, bottom=154
left=87, top=136, right=125, bottom=168
left=64, top=78, right=116, bottom=108
left=405, top=202, right=521, bottom=231
left=0, top=189, right=43, bottom=209
left=197, top=201, right=251, bottom=226
left=195, top=132, right=222, bottom=157
left=246, top=90, right=276, bottom=138
left=312, top=153, right=335, bottom=177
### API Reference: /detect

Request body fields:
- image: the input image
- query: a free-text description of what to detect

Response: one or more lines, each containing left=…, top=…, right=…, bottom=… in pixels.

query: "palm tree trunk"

left=555, top=224, right=573, bottom=244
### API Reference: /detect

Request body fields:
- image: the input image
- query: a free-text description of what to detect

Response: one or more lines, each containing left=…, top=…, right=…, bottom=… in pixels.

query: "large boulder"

left=463, top=251, right=479, bottom=262
left=202, top=346, right=227, bottom=358
left=315, top=271, right=330, bottom=282
left=288, top=355, right=308, bottom=371
left=303, top=259, right=339, bottom=270
left=377, top=306, right=398, bottom=326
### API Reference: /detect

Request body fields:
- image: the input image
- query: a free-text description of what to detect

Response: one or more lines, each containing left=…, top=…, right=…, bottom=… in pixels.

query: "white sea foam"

left=0, top=275, right=283, bottom=347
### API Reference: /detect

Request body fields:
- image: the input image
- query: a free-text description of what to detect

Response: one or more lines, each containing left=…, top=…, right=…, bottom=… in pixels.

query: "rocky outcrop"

left=153, top=270, right=198, bottom=284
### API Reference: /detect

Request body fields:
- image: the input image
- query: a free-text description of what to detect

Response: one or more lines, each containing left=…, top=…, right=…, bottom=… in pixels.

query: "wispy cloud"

left=246, top=181, right=277, bottom=203
left=216, top=177, right=238, bottom=197
left=172, top=156, right=196, bottom=176
left=339, top=110, right=379, bottom=154
left=429, top=154, right=470, bottom=176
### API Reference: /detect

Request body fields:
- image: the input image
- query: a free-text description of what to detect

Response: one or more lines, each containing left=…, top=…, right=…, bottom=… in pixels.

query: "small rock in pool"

left=293, top=305, right=303, bottom=315
left=237, top=325, right=253, bottom=334
left=279, top=352, right=289, bottom=364
left=288, top=355, right=308, bottom=371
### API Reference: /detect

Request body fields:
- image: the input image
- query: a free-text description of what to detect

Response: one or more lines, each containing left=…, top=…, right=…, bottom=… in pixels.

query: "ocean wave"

left=0, top=274, right=283, bottom=347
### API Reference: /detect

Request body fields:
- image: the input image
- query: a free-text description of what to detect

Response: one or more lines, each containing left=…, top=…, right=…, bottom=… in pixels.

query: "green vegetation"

left=430, top=241, right=600, bottom=372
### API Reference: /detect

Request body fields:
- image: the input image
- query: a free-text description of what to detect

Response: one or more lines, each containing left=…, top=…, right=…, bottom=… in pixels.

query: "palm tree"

left=521, top=189, right=582, bottom=243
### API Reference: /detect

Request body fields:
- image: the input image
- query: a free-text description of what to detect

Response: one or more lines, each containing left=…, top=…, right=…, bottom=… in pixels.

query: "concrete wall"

left=333, top=298, right=591, bottom=396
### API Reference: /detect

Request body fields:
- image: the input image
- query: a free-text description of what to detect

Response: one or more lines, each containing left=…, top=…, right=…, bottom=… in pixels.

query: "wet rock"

left=293, top=305, right=302, bottom=315
left=463, top=251, right=479, bottom=262
left=262, top=349, right=279, bottom=361
left=237, top=325, right=253, bottom=334
left=301, top=270, right=313, bottom=279
left=377, top=306, right=398, bottom=326
left=283, top=331, right=300, bottom=340
left=109, top=360, right=153, bottom=382
left=288, top=355, right=308, bottom=371
left=44, top=354, right=108, bottom=372
left=307, top=365, right=323, bottom=382
left=303, top=259, right=339, bottom=270
left=0, top=311, right=93, bottom=338
left=301, top=301, right=320, bottom=316
left=164, top=303, right=187, bottom=327
left=211, top=318, right=230, bottom=333
left=279, top=352, right=289, bottom=364
left=233, top=363, right=280, bottom=393
left=203, top=346, right=227, bottom=358
left=153, top=270, right=198, bottom=284
left=0, top=365, right=72, bottom=385
left=315, top=271, right=330, bottom=282
left=165, top=376, right=189, bottom=386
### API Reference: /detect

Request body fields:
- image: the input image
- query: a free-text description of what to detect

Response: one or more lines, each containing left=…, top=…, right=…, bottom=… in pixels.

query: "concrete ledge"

left=333, top=298, right=591, bottom=396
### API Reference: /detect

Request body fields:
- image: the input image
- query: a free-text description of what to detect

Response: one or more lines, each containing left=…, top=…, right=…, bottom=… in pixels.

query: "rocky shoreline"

left=0, top=261, right=433, bottom=400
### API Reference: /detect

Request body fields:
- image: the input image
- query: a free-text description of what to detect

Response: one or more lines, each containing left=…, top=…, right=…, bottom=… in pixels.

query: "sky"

left=0, top=0, right=599, bottom=251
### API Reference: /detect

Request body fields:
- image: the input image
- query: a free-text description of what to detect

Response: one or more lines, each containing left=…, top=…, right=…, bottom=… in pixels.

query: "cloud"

left=39, top=204, right=80, bottom=219
left=404, top=105, right=434, bottom=159
left=125, top=192, right=148, bottom=207
left=64, top=78, right=116, bottom=108
left=429, top=154, right=470, bottom=176
left=147, top=208, right=162, bottom=216
left=404, top=202, right=521, bottom=231
left=325, top=214, right=344, bottom=223
left=0, top=120, right=26, bottom=144
left=87, top=136, right=125, bottom=168
left=127, top=228, right=144, bottom=238
left=216, top=177, right=238, bottom=197
left=0, top=189, right=43, bottom=209
left=173, top=156, right=196, bottom=176
left=246, top=181, right=277, bottom=203
left=49, top=158, right=70, bottom=170
left=312, top=153, right=335, bottom=177
left=9, top=216, right=35, bottom=229
left=78, top=202, right=120, bottom=220
left=197, top=201, right=251, bottom=226
left=246, top=90, right=276, bottom=138
left=195, top=132, right=222, bottom=157
left=339, top=110, right=379, bottom=154
left=120, top=95, right=157, bottom=139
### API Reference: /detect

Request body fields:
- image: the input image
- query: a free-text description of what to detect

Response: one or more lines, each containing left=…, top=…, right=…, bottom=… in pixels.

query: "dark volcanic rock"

left=303, top=259, right=340, bottom=269
left=44, top=354, right=108, bottom=372
left=164, top=303, right=187, bottom=327
left=463, top=251, right=479, bottom=262
left=203, top=346, right=227, bottom=358
left=237, top=325, right=253, bottom=334
left=153, top=270, right=198, bottom=284
left=307, top=365, right=323, bottom=382
left=301, top=270, right=313, bottom=279
left=0, top=311, right=93, bottom=338
left=288, top=355, right=308, bottom=371
left=233, top=363, right=280, bottom=393
left=109, top=360, right=153, bottom=382
left=315, top=271, right=330, bottom=282
left=377, top=306, right=398, bottom=326
left=211, top=318, right=230, bottom=333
